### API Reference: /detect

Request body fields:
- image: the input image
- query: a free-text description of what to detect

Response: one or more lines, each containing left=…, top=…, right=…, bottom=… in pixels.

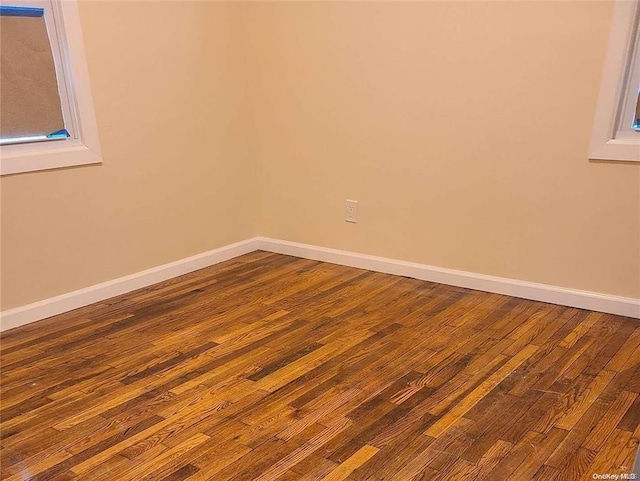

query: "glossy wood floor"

left=1, top=252, right=639, bottom=481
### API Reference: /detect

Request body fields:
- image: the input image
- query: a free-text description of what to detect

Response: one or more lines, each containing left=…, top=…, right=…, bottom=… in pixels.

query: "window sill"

left=1, top=143, right=102, bottom=176
left=589, top=138, right=640, bottom=163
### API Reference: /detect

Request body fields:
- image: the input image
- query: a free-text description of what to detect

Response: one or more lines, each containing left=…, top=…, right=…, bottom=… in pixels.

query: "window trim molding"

left=589, top=0, right=640, bottom=162
left=0, top=0, right=101, bottom=176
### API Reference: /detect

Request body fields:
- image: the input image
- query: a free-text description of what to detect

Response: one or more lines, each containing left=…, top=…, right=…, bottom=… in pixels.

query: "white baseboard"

left=2, top=236, right=638, bottom=332
left=256, top=237, right=640, bottom=319
left=0, top=238, right=260, bottom=332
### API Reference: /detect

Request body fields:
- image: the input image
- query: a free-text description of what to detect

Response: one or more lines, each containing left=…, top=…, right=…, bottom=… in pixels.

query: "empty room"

left=1, top=0, right=639, bottom=480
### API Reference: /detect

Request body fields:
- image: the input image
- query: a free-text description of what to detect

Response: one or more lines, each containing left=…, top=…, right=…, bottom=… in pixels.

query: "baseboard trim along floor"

left=0, top=238, right=257, bottom=332
left=1, top=236, right=638, bottom=331
left=256, top=237, right=640, bottom=320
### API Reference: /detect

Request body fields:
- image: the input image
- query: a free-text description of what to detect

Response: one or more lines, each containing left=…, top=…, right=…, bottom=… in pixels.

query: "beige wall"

left=0, top=2, right=256, bottom=310
left=248, top=1, right=640, bottom=299
left=2, top=1, right=639, bottom=311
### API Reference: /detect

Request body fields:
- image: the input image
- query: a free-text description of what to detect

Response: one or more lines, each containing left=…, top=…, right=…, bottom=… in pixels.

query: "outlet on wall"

left=345, top=199, right=358, bottom=223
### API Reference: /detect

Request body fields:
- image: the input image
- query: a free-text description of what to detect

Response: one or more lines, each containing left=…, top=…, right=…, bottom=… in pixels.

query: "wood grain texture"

left=1, top=251, right=639, bottom=480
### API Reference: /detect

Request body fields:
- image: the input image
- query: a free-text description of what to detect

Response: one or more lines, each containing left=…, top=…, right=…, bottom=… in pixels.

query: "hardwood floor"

left=1, top=251, right=639, bottom=481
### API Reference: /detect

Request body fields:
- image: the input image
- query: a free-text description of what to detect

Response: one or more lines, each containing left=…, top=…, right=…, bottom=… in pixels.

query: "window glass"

left=0, top=5, right=69, bottom=145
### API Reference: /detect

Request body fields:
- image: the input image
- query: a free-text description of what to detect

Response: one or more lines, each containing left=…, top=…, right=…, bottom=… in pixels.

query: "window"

left=590, top=0, right=640, bottom=162
left=0, top=0, right=101, bottom=175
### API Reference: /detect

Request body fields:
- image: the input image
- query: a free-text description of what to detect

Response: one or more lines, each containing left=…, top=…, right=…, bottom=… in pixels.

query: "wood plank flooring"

left=1, top=251, right=639, bottom=480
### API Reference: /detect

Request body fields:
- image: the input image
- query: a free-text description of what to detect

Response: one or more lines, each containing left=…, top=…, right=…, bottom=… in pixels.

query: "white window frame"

left=589, top=0, right=640, bottom=162
left=0, top=0, right=101, bottom=175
